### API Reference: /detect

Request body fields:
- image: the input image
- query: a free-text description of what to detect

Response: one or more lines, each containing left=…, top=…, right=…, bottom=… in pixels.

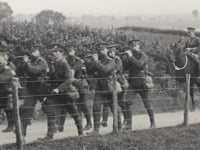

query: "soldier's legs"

left=186, top=52, right=200, bottom=81
left=101, top=101, right=109, bottom=127
left=108, top=100, right=122, bottom=130
left=139, top=85, right=155, bottom=128
left=0, top=96, right=13, bottom=132
left=118, top=90, right=128, bottom=125
left=79, top=92, right=92, bottom=130
left=42, top=97, right=60, bottom=139
left=57, top=107, right=67, bottom=132
left=124, top=88, right=137, bottom=130
left=92, top=93, right=103, bottom=133
left=3, top=109, right=14, bottom=132
left=66, top=98, right=83, bottom=136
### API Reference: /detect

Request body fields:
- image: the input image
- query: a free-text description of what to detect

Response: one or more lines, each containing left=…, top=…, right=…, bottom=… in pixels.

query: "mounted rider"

left=184, top=27, right=200, bottom=82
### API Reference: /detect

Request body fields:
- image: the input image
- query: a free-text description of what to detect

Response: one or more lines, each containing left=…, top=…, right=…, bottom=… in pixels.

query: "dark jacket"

left=126, top=50, right=147, bottom=86
left=50, top=58, right=72, bottom=93
left=25, top=56, right=49, bottom=93
left=184, top=36, right=200, bottom=55
left=93, top=56, right=116, bottom=92
left=0, top=66, right=15, bottom=95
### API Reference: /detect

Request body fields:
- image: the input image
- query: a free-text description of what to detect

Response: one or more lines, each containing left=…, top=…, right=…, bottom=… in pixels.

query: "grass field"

left=1, top=123, right=200, bottom=150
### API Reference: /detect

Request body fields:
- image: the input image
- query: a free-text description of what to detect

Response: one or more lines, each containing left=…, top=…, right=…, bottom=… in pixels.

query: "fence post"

left=12, top=77, right=24, bottom=150
left=112, top=74, right=118, bottom=133
left=183, top=74, right=190, bottom=127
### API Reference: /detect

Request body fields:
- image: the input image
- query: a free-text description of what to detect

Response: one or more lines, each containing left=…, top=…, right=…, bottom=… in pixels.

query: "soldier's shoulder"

left=4, top=66, right=16, bottom=75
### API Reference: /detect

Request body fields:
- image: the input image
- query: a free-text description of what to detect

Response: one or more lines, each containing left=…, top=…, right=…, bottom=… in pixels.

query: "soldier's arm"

left=73, top=59, right=83, bottom=71
left=115, top=57, right=123, bottom=72
left=0, top=68, right=15, bottom=82
left=190, top=38, right=200, bottom=53
left=94, top=60, right=115, bottom=73
left=57, top=61, right=72, bottom=92
left=26, top=59, right=47, bottom=75
left=128, top=53, right=147, bottom=69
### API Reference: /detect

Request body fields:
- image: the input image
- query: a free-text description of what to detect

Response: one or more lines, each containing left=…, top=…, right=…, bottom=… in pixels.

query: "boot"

left=87, top=128, right=99, bottom=136
left=38, top=134, right=53, bottom=141
left=100, top=121, right=107, bottom=127
left=83, top=123, right=92, bottom=130
left=2, top=126, right=14, bottom=132
left=2, top=120, right=14, bottom=132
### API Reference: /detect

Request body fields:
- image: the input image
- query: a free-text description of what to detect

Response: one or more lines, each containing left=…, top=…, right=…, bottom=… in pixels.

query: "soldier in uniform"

left=100, top=45, right=128, bottom=127
left=41, top=44, right=83, bottom=140
left=20, top=45, right=49, bottom=137
left=123, top=39, right=155, bottom=130
left=184, top=27, right=200, bottom=82
left=87, top=46, right=122, bottom=135
left=68, top=47, right=92, bottom=130
left=0, top=50, right=15, bottom=132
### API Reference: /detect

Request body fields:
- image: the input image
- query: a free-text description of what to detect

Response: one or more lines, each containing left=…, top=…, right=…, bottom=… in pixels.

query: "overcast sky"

left=2, top=0, right=200, bottom=16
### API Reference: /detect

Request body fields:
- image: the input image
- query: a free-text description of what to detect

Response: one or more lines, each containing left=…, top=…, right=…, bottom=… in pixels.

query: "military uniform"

left=68, top=55, right=92, bottom=130
left=90, top=54, right=122, bottom=134
left=0, top=50, right=16, bottom=132
left=20, top=55, right=49, bottom=136
left=124, top=49, right=155, bottom=129
left=184, top=32, right=200, bottom=80
left=42, top=55, right=83, bottom=139
left=101, top=55, right=128, bottom=127
left=0, top=65, right=15, bottom=132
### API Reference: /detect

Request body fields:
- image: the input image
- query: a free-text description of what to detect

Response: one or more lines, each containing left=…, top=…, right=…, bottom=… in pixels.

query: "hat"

left=187, top=27, right=196, bottom=32
left=106, top=44, right=118, bottom=49
left=65, top=44, right=77, bottom=49
left=95, top=42, right=108, bottom=49
left=30, top=45, right=40, bottom=52
left=50, top=44, right=66, bottom=53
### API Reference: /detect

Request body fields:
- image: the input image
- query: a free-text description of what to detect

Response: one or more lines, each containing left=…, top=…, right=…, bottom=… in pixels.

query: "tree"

left=0, top=2, right=13, bottom=21
left=192, top=9, right=199, bottom=18
left=34, top=10, right=66, bottom=25
left=192, top=9, right=199, bottom=26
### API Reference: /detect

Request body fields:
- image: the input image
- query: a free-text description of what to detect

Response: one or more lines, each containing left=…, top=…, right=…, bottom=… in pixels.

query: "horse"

left=169, top=40, right=200, bottom=111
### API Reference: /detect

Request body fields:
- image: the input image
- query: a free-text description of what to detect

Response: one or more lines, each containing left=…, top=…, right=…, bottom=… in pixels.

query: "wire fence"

left=0, top=74, right=199, bottom=149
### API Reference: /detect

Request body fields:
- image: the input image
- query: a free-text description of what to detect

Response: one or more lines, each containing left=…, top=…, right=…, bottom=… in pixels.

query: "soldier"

left=41, top=44, right=83, bottom=140
left=20, top=45, right=49, bottom=137
left=67, top=47, right=92, bottom=130
left=0, top=50, right=15, bottom=132
left=87, top=46, right=122, bottom=135
left=184, top=27, right=200, bottom=82
left=100, top=45, right=129, bottom=127
left=123, top=39, right=156, bottom=130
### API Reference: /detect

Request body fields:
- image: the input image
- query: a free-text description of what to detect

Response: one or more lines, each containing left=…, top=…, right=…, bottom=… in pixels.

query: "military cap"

left=30, top=45, right=40, bottom=52
left=50, top=43, right=66, bottom=53
left=187, top=27, right=196, bottom=32
left=95, top=41, right=108, bottom=48
left=106, top=44, right=119, bottom=49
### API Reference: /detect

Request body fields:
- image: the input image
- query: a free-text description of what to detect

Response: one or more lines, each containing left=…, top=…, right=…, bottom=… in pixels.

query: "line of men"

left=0, top=38, right=156, bottom=141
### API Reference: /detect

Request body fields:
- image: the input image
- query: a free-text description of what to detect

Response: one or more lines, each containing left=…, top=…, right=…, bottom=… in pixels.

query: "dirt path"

left=0, top=109, right=200, bottom=145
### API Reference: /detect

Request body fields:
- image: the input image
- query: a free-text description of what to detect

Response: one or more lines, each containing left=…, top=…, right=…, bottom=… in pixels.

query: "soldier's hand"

left=185, top=48, right=194, bottom=52
left=125, top=50, right=133, bottom=57
left=92, top=53, right=99, bottom=61
left=52, top=88, right=59, bottom=94
left=23, top=55, right=29, bottom=63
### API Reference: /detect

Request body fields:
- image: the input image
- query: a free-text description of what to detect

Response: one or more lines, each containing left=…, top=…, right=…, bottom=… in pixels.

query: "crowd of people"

left=0, top=20, right=199, bottom=142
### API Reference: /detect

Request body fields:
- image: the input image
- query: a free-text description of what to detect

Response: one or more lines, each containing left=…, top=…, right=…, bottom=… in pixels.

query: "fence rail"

left=0, top=74, right=197, bottom=149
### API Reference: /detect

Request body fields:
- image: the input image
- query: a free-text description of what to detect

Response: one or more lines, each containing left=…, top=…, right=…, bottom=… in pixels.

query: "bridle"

left=172, top=55, right=188, bottom=71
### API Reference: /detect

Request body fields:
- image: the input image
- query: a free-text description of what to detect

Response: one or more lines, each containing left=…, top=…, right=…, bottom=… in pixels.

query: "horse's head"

left=169, top=38, right=185, bottom=62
